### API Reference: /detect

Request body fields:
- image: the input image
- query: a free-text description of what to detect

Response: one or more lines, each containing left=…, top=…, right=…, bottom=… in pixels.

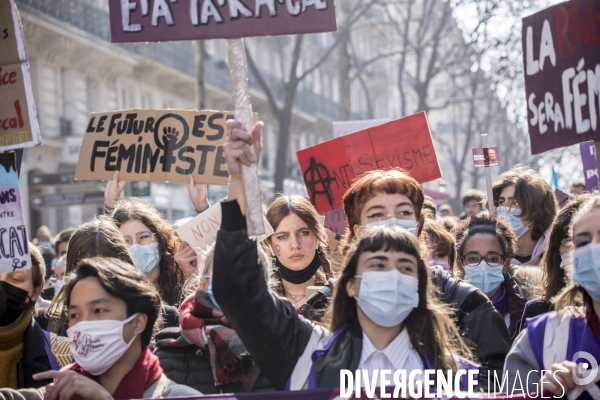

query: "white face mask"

left=560, top=250, right=574, bottom=269
left=354, top=270, right=419, bottom=327
left=363, top=218, right=418, bottom=236
left=67, top=313, right=138, bottom=376
left=428, top=259, right=452, bottom=275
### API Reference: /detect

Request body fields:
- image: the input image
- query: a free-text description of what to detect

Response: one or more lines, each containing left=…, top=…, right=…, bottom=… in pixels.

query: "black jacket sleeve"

left=212, top=200, right=315, bottom=390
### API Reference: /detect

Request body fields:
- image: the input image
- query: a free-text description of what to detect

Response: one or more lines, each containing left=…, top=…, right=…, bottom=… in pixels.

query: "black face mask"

left=275, top=250, right=321, bottom=285
left=0, top=281, right=32, bottom=327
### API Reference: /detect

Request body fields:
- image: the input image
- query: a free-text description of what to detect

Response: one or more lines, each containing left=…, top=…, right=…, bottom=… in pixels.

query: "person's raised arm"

left=103, top=170, right=126, bottom=214
left=213, top=120, right=315, bottom=390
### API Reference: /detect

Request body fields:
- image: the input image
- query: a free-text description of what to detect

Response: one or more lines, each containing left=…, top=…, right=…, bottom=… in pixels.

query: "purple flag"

left=580, top=141, right=598, bottom=192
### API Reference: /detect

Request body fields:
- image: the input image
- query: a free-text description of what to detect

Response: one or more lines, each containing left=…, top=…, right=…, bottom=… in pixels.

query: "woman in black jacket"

left=212, top=120, right=475, bottom=392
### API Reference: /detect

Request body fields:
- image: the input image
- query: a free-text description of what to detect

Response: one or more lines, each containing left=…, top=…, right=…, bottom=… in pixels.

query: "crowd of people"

left=0, top=118, right=598, bottom=399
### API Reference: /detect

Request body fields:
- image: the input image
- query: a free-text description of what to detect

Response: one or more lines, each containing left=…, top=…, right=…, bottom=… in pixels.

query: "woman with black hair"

left=7, top=257, right=201, bottom=399
left=454, top=215, right=527, bottom=340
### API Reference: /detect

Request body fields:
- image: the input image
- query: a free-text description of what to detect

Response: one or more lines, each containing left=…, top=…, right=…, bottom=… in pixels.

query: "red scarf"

left=504, top=274, right=527, bottom=339
left=69, top=348, right=163, bottom=400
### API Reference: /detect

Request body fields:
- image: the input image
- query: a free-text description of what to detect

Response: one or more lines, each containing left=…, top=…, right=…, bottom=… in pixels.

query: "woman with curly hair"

left=454, top=214, right=527, bottom=339
left=264, top=195, right=334, bottom=315
left=109, top=198, right=185, bottom=306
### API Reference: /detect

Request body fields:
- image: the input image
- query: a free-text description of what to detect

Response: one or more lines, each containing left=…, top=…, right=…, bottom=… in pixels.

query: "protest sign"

left=580, top=141, right=598, bottom=192
left=76, top=109, right=256, bottom=184
left=176, top=202, right=273, bottom=250
left=325, top=228, right=341, bottom=255
left=323, top=207, right=348, bottom=236
left=522, top=0, right=600, bottom=155
left=472, top=147, right=499, bottom=168
left=0, top=152, right=31, bottom=273
left=297, top=112, right=441, bottom=214
left=0, top=0, right=41, bottom=151
left=108, top=0, right=337, bottom=43
left=333, top=119, right=390, bottom=138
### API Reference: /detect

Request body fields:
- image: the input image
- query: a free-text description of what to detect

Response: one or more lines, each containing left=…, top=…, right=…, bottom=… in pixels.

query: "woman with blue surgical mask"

left=518, top=195, right=590, bottom=331
left=455, top=214, right=527, bottom=340
left=505, top=194, right=600, bottom=398
left=111, top=198, right=185, bottom=306
left=489, top=166, right=557, bottom=266
left=209, top=120, right=478, bottom=392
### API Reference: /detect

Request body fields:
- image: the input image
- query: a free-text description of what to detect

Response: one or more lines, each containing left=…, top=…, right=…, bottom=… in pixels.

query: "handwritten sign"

left=580, top=141, right=598, bottom=192
left=323, top=207, right=348, bottom=236
left=472, top=147, right=499, bottom=167
left=76, top=109, right=256, bottom=184
left=0, top=0, right=41, bottom=150
left=0, top=152, right=31, bottom=273
left=522, top=0, right=600, bottom=154
left=297, top=112, right=441, bottom=213
left=108, top=0, right=337, bottom=43
left=176, top=202, right=273, bottom=250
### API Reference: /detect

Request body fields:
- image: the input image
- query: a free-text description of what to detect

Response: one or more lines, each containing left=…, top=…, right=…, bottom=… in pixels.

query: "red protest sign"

left=297, top=112, right=441, bottom=214
left=522, top=0, right=600, bottom=155
left=108, top=0, right=337, bottom=43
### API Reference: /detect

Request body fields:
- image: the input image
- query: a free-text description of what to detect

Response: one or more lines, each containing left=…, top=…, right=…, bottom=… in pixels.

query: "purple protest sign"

left=109, top=0, right=337, bottom=43
left=522, top=0, right=600, bottom=155
left=580, top=141, right=598, bottom=192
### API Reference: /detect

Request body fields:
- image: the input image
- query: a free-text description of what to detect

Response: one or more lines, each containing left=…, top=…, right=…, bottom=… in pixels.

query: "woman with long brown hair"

left=210, top=119, right=476, bottom=392
left=110, top=198, right=185, bottom=306
left=505, top=194, right=600, bottom=397
left=265, top=195, right=334, bottom=313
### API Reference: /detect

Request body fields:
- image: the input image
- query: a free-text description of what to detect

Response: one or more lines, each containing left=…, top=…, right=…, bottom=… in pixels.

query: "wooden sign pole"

left=482, top=134, right=495, bottom=215
left=226, top=38, right=265, bottom=236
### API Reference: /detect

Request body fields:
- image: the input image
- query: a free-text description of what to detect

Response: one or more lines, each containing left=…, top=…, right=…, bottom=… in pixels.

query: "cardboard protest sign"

left=0, top=0, right=41, bottom=150
left=108, top=0, right=337, bottom=43
left=0, top=152, right=31, bottom=273
left=325, top=228, right=341, bottom=255
left=522, top=0, right=600, bottom=154
left=580, top=141, right=598, bottom=191
left=176, top=202, right=273, bottom=250
left=333, top=119, right=390, bottom=138
left=76, top=109, right=256, bottom=184
left=297, top=112, right=441, bottom=214
left=472, top=147, right=499, bottom=167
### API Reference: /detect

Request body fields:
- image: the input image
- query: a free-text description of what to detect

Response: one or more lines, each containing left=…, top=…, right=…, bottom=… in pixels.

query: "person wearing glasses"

left=455, top=214, right=527, bottom=340
left=108, top=198, right=185, bottom=306
left=489, top=166, right=557, bottom=266
left=519, top=194, right=591, bottom=330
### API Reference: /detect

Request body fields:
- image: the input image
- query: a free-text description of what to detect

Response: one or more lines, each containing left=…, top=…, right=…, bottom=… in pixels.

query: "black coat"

left=154, top=327, right=273, bottom=394
left=18, top=317, right=54, bottom=389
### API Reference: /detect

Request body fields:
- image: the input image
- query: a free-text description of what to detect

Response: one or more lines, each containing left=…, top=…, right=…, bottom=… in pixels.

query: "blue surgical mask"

left=129, top=243, right=160, bottom=275
left=496, top=206, right=531, bottom=237
left=207, top=279, right=222, bottom=311
left=573, top=243, right=600, bottom=301
left=463, top=261, right=505, bottom=298
left=354, top=270, right=419, bottom=327
left=364, top=218, right=418, bottom=236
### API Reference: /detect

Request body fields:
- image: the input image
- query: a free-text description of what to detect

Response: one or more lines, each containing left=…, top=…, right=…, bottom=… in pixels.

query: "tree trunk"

left=339, top=33, right=352, bottom=120
left=274, top=106, right=294, bottom=193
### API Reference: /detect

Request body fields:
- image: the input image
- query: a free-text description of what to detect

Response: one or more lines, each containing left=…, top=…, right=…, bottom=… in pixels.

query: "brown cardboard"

left=75, top=109, right=257, bottom=184
left=0, top=0, right=41, bottom=150
left=108, top=0, right=337, bottom=43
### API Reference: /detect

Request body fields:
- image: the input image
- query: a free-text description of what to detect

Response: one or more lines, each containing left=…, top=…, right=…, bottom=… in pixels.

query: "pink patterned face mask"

left=427, top=259, right=453, bottom=276
left=67, top=313, right=138, bottom=375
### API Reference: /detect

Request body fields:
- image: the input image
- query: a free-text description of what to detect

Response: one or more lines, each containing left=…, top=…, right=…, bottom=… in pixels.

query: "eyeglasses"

left=461, top=253, right=505, bottom=267
left=123, top=231, right=155, bottom=247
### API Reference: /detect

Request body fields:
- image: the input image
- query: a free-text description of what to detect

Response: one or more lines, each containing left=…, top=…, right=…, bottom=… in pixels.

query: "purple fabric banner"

left=580, top=141, right=598, bottom=192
